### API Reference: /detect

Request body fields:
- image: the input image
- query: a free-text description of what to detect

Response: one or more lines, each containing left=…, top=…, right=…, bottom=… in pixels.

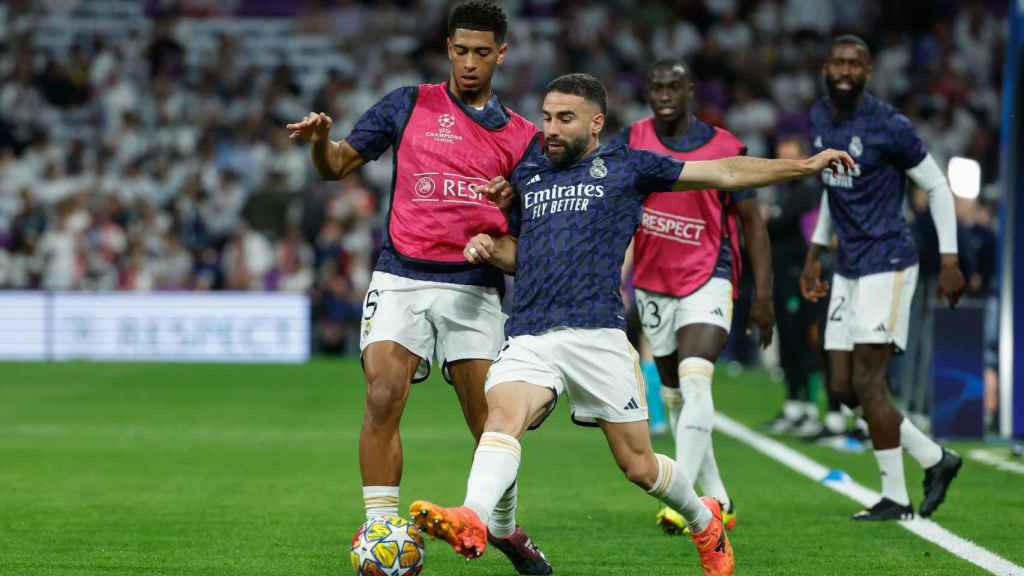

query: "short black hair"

left=831, top=34, right=872, bottom=60
left=650, top=58, right=690, bottom=75
left=545, top=73, right=607, bottom=115
left=448, top=1, right=508, bottom=44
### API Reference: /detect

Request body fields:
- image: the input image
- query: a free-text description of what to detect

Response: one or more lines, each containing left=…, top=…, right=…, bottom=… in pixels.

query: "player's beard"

left=825, top=75, right=865, bottom=112
left=544, top=135, right=589, bottom=167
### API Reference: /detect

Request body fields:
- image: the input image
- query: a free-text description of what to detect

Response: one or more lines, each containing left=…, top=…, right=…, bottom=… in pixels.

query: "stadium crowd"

left=0, top=0, right=1007, bottom=361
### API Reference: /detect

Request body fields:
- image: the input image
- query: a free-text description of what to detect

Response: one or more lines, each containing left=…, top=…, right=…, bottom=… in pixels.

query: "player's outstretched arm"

left=286, top=112, right=367, bottom=180
left=465, top=234, right=517, bottom=273
left=673, top=149, right=855, bottom=191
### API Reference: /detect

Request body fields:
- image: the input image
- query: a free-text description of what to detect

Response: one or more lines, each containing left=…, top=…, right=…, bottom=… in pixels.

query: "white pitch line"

left=714, top=413, right=1024, bottom=576
left=968, top=449, right=1024, bottom=475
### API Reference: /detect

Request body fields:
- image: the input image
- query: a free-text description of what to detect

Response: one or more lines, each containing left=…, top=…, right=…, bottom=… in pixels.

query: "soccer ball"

left=350, top=516, right=425, bottom=576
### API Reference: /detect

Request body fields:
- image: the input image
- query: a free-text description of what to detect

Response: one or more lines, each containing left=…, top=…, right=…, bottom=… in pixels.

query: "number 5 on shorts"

left=364, top=289, right=380, bottom=321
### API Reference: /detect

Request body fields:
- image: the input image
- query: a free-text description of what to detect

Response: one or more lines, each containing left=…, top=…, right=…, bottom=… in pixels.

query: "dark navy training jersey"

left=809, top=93, right=927, bottom=278
left=506, top=141, right=684, bottom=337
left=346, top=85, right=513, bottom=288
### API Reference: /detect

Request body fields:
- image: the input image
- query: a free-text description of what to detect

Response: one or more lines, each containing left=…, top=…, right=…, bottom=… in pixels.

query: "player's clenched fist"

left=287, top=112, right=333, bottom=143
left=479, top=176, right=515, bottom=213
left=804, top=148, right=855, bottom=174
left=464, top=234, right=496, bottom=264
left=800, top=257, right=829, bottom=302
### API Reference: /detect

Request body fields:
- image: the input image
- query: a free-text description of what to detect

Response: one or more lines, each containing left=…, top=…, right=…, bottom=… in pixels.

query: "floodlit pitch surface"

left=1, top=361, right=1021, bottom=575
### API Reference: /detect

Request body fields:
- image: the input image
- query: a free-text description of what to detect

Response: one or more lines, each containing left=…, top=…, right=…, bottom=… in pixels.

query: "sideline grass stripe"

left=715, top=413, right=1024, bottom=576
left=968, top=449, right=1024, bottom=475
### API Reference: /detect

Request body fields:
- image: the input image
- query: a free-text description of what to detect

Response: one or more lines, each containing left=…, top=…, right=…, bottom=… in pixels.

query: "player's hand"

left=937, top=255, right=965, bottom=309
left=748, top=296, right=775, bottom=349
left=464, top=234, right=496, bottom=264
left=479, top=176, right=515, bottom=212
left=803, top=149, right=855, bottom=175
left=800, top=259, right=829, bottom=302
left=286, top=112, right=333, bottom=143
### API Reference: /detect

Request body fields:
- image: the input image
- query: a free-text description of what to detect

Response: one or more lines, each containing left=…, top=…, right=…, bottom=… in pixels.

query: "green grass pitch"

left=1, top=360, right=1021, bottom=575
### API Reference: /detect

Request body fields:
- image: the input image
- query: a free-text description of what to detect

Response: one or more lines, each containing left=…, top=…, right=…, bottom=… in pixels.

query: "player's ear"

left=591, top=112, right=605, bottom=137
left=446, top=37, right=454, bottom=61
left=496, top=42, right=508, bottom=65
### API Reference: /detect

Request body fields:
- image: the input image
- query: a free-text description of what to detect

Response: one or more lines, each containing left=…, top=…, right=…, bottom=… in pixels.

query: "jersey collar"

left=444, top=82, right=510, bottom=131
left=652, top=116, right=715, bottom=152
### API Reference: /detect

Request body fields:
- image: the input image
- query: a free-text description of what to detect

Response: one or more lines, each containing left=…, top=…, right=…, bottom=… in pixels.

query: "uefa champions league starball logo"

left=414, top=176, right=436, bottom=198
left=438, top=114, right=456, bottom=130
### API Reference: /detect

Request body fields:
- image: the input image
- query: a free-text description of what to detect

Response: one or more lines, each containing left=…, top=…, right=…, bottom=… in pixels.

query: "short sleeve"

left=886, top=112, right=928, bottom=171
left=345, top=86, right=417, bottom=162
left=629, top=148, right=685, bottom=196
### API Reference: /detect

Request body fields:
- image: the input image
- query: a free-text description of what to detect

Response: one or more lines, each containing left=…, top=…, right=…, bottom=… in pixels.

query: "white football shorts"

left=359, top=271, right=505, bottom=382
left=824, top=265, right=919, bottom=353
left=485, top=327, right=648, bottom=427
left=635, top=277, right=733, bottom=357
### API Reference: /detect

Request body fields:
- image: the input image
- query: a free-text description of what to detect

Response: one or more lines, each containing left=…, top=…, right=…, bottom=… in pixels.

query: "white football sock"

left=696, top=442, right=730, bottom=511
left=874, top=447, right=910, bottom=506
left=363, top=486, right=399, bottom=520
left=824, top=411, right=846, bottom=434
left=463, top=432, right=521, bottom=527
left=489, top=482, right=518, bottom=538
left=900, top=417, right=943, bottom=469
left=661, top=386, right=683, bottom=438
left=648, top=453, right=711, bottom=533
left=675, top=358, right=715, bottom=488
left=783, top=400, right=803, bottom=421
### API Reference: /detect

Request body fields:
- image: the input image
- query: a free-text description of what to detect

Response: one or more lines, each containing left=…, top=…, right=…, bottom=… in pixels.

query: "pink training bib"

left=629, top=117, right=745, bottom=298
left=389, top=83, right=537, bottom=264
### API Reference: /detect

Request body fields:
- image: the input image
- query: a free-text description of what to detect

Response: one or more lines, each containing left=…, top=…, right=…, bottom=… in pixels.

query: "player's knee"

left=483, top=403, right=528, bottom=437
left=851, top=375, right=887, bottom=407
left=364, top=375, right=409, bottom=424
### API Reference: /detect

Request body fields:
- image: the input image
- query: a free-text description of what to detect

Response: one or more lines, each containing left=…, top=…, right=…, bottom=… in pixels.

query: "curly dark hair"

left=545, top=73, right=607, bottom=115
left=447, top=1, right=508, bottom=44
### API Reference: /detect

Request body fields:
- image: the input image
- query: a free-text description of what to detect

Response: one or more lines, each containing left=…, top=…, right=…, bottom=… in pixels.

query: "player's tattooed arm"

left=464, top=234, right=517, bottom=273
left=286, top=112, right=367, bottom=180
left=672, top=149, right=855, bottom=191
left=736, top=198, right=774, bottom=348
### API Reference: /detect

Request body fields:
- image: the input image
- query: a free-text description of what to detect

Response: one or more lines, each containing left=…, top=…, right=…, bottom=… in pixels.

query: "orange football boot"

left=410, top=501, right=487, bottom=559
left=689, top=496, right=735, bottom=576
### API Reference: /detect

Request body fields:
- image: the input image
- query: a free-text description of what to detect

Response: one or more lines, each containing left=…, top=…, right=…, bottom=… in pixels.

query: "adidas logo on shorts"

left=623, top=397, right=640, bottom=410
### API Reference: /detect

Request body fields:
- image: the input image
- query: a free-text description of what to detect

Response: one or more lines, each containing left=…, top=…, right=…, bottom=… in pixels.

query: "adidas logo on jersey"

left=623, top=397, right=640, bottom=410
left=526, top=174, right=542, bottom=185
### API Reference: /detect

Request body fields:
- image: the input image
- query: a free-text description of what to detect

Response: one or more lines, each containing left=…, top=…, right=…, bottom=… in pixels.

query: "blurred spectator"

left=0, top=0, right=1004, bottom=360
